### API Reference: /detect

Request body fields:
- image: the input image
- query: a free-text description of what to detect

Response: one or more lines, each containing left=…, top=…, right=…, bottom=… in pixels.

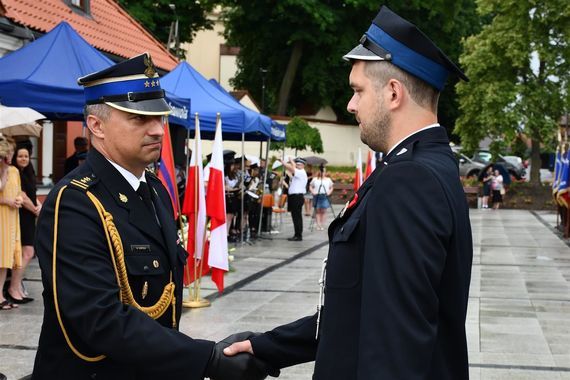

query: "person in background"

left=491, top=168, right=504, bottom=210
left=304, top=165, right=313, bottom=216
left=283, top=157, right=307, bottom=241
left=225, top=160, right=241, bottom=242
left=310, top=164, right=334, bottom=230
left=481, top=166, right=493, bottom=209
left=63, top=136, right=88, bottom=175
left=0, top=135, right=23, bottom=310
left=8, top=140, right=40, bottom=304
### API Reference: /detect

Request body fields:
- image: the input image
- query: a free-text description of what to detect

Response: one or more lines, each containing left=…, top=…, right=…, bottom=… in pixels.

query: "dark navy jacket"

left=251, top=127, right=473, bottom=380
left=32, top=149, right=214, bottom=380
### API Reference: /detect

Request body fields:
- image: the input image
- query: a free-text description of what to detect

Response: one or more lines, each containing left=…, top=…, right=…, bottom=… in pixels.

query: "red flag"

left=205, top=117, right=229, bottom=292
left=181, top=115, right=207, bottom=286
left=354, top=148, right=363, bottom=191
left=364, top=150, right=376, bottom=179
left=157, top=119, right=180, bottom=218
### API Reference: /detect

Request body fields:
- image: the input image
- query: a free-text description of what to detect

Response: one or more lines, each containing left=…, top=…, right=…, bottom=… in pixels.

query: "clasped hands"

left=205, top=331, right=279, bottom=380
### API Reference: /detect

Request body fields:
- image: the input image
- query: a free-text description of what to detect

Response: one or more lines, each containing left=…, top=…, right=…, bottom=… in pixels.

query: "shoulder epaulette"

left=69, top=174, right=98, bottom=191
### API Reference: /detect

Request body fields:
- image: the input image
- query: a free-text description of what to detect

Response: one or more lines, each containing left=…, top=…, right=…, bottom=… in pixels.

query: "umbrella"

left=303, top=156, right=328, bottom=166
left=0, top=122, right=43, bottom=137
left=478, top=162, right=512, bottom=186
left=0, top=105, right=45, bottom=128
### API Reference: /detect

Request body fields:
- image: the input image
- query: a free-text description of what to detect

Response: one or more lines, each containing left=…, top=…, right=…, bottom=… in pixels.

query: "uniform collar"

left=385, top=123, right=441, bottom=157
left=105, top=159, right=147, bottom=191
left=382, top=124, right=448, bottom=164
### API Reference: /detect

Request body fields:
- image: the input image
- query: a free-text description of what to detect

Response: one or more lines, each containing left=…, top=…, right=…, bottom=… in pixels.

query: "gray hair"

left=364, top=61, right=439, bottom=112
left=84, top=103, right=112, bottom=122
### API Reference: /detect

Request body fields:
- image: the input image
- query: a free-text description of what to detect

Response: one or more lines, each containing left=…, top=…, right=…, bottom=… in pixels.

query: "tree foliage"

left=455, top=0, right=570, bottom=184
left=118, top=0, right=215, bottom=50
left=271, top=117, right=323, bottom=154
left=220, top=0, right=479, bottom=135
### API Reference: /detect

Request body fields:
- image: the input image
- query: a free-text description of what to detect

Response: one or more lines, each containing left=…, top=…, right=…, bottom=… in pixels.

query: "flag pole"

left=184, top=112, right=210, bottom=308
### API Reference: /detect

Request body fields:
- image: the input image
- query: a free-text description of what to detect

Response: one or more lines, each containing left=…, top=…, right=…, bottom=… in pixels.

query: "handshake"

left=204, top=332, right=280, bottom=380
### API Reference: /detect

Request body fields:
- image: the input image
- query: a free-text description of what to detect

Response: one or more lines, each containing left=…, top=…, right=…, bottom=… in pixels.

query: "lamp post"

left=260, top=68, right=268, bottom=114
left=168, top=3, right=180, bottom=57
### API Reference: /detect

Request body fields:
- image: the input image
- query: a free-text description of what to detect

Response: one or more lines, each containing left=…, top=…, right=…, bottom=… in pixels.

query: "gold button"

left=152, top=260, right=159, bottom=268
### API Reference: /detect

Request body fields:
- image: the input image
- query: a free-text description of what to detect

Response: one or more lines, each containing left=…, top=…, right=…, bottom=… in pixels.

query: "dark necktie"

left=137, top=181, right=155, bottom=214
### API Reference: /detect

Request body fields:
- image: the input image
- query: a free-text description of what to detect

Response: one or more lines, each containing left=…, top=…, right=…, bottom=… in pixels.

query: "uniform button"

left=153, top=260, right=160, bottom=268
left=143, top=265, right=149, bottom=272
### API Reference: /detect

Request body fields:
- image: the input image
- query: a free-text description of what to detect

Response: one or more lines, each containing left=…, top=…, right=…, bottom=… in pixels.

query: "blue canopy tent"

left=207, top=79, right=285, bottom=142
left=0, top=22, right=191, bottom=128
left=161, top=62, right=272, bottom=141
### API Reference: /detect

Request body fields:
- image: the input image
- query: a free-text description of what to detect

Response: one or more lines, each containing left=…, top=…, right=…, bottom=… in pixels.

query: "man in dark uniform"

left=224, top=6, right=473, bottom=379
left=32, top=53, right=275, bottom=380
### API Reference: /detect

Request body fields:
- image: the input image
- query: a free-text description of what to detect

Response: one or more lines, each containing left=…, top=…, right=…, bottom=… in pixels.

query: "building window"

left=68, top=0, right=90, bottom=15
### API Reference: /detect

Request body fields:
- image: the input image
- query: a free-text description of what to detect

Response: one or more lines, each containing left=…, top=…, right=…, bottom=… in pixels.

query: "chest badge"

left=119, top=193, right=128, bottom=203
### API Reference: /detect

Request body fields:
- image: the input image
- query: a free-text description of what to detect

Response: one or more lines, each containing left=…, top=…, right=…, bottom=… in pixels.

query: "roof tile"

left=2, top=0, right=178, bottom=70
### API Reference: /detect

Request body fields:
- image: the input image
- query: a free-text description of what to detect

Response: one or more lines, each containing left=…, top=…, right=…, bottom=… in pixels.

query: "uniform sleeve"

left=36, top=188, right=214, bottom=379
left=250, top=314, right=318, bottom=369
left=357, top=162, right=452, bottom=378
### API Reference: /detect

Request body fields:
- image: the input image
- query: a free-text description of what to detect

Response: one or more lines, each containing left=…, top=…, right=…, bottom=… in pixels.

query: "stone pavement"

left=1, top=209, right=570, bottom=379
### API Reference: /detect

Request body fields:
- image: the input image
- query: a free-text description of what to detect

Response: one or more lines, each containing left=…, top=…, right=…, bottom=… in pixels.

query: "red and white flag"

left=364, top=150, right=376, bottom=179
left=354, top=148, right=363, bottom=191
left=206, top=117, right=229, bottom=292
left=181, top=115, right=207, bottom=286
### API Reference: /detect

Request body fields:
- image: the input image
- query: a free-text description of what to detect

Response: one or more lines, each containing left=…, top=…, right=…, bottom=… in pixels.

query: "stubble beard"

left=360, top=98, right=391, bottom=154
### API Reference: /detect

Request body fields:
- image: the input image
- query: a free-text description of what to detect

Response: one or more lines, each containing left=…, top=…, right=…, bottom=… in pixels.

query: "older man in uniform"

left=32, top=53, right=275, bottom=380
left=224, top=6, right=473, bottom=379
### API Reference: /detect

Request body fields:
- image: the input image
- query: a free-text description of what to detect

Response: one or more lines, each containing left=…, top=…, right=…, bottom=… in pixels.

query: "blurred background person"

left=481, top=166, right=493, bottom=209
left=9, top=140, right=40, bottom=303
left=304, top=165, right=314, bottom=216
left=491, top=168, right=504, bottom=210
left=310, top=164, right=334, bottom=230
left=225, top=160, right=241, bottom=242
left=63, top=136, right=88, bottom=175
left=0, top=135, right=23, bottom=310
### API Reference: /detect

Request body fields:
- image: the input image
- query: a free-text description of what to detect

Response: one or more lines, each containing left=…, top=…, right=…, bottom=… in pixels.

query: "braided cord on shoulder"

left=52, top=186, right=177, bottom=363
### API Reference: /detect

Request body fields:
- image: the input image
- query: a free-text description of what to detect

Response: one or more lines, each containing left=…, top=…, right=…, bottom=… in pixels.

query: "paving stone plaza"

left=1, top=209, right=570, bottom=379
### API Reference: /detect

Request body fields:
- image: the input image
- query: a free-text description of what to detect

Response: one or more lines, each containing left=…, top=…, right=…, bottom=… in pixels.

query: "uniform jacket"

left=251, top=127, right=473, bottom=379
left=32, top=149, right=214, bottom=380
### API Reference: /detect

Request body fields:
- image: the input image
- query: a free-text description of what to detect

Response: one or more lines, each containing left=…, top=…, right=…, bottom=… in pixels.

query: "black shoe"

left=7, top=292, right=34, bottom=304
left=287, top=236, right=302, bottom=241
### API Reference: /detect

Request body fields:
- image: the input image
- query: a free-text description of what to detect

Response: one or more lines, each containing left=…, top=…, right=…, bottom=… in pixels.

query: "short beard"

left=360, top=97, right=391, bottom=154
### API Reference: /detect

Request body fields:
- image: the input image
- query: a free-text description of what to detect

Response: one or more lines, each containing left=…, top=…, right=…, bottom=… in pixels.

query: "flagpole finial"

left=216, top=112, right=221, bottom=123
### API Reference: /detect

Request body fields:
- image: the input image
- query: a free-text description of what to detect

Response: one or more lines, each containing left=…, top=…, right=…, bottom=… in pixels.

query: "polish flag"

left=181, top=115, right=207, bottom=286
left=354, top=148, right=363, bottom=191
left=205, top=117, right=229, bottom=292
left=157, top=119, right=180, bottom=218
left=364, top=150, right=376, bottom=180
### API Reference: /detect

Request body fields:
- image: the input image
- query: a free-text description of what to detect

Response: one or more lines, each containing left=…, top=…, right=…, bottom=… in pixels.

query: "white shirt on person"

left=288, top=168, right=307, bottom=194
left=311, top=176, right=333, bottom=195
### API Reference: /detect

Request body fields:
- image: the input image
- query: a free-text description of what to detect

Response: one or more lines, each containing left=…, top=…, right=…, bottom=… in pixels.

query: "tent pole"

left=258, top=136, right=271, bottom=237
left=240, top=132, right=245, bottom=244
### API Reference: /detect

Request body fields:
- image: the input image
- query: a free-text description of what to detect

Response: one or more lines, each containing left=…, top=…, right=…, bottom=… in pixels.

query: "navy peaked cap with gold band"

left=343, top=6, right=468, bottom=91
left=77, top=53, right=172, bottom=116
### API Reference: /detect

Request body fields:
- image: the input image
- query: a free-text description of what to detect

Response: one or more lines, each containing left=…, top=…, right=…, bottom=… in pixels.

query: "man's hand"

left=223, top=339, right=253, bottom=356
left=204, top=332, right=279, bottom=380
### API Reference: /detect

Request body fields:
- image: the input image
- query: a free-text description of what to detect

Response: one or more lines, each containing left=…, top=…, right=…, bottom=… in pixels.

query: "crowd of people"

left=0, top=135, right=39, bottom=311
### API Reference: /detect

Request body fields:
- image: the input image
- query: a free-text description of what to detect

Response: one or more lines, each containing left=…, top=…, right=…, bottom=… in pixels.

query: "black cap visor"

left=106, top=97, right=172, bottom=116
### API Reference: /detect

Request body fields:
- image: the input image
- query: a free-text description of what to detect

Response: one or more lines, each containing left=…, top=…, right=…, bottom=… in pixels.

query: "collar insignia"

left=119, top=193, right=128, bottom=203
left=396, top=148, right=408, bottom=156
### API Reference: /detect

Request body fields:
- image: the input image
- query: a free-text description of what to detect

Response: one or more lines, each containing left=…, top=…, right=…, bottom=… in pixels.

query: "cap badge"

left=144, top=54, right=157, bottom=78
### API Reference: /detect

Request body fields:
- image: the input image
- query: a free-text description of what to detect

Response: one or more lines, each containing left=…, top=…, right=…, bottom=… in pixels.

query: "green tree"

left=118, top=0, right=215, bottom=56
left=272, top=117, right=323, bottom=155
left=220, top=0, right=479, bottom=135
left=455, top=0, right=570, bottom=184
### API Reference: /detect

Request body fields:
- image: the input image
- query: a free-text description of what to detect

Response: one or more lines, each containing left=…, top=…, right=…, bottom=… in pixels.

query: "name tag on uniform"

left=130, top=244, right=151, bottom=254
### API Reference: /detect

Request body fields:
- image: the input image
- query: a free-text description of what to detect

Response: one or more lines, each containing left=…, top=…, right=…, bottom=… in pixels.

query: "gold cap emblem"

left=144, top=54, right=157, bottom=78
